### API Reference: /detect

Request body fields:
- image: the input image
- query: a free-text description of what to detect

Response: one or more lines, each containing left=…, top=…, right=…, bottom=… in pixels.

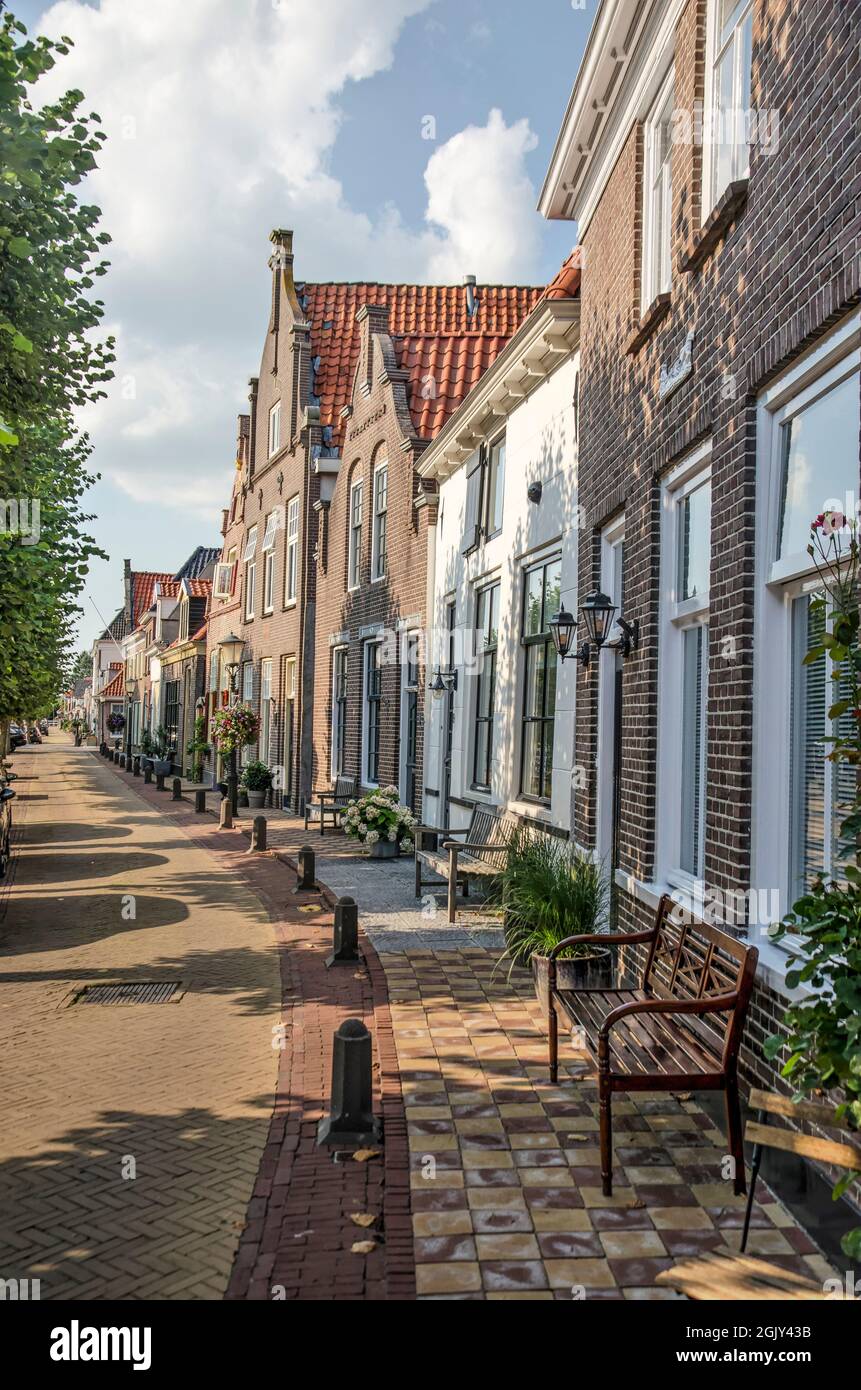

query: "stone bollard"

left=133, top=756, right=141, bottom=777
left=172, top=777, right=182, bottom=801
left=295, top=845, right=316, bottom=893
left=194, top=789, right=206, bottom=813
left=219, top=797, right=233, bottom=830
left=249, top=815, right=267, bottom=852
left=144, top=765, right=152, bottom=784
left=156, top=773, right=165, bottom=792
left=326, top=896, right=359, bottom=967
left=316, top=1019, right=380, bottom=1147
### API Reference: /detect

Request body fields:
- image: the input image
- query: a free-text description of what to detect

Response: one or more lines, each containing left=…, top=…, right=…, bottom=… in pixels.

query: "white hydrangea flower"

left=366, top=830, right=379, bottom=845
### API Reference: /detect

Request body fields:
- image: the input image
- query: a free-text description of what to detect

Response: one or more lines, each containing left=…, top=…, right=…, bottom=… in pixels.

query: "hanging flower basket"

left=212, top=703, right=259, bottom=754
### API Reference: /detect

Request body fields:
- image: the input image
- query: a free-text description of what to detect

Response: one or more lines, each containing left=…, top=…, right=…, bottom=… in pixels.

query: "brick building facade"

left=540, top=0, right=861, bottom=1108
left=311, top=289, right=541, bottom=810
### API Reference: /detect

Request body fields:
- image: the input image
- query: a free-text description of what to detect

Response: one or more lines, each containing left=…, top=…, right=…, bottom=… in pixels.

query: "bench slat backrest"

left=333, top=776, right=357, bottom=804
left=643, top=895, right=758, bottom=1063
left=463, top=805, right=517, bottom=868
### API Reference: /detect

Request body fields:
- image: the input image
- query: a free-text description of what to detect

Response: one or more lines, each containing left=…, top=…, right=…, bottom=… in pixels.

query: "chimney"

left=248, top=378, right=259, bottom=478
left=463, top=274, right=479, bottom=320
left=268, top=228, right=294, bottom=338
left=123, top=558, right=132, bottom=623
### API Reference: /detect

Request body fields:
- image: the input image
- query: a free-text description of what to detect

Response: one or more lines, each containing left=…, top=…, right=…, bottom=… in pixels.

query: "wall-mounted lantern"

left=549, top=589, right=639, bottom=669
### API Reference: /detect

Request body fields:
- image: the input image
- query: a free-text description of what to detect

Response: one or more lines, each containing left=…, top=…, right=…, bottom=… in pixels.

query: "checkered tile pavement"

left=381, top=950, right=837, bottom=1300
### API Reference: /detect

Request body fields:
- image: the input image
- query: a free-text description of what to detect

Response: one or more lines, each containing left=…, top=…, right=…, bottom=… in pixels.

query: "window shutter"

left=462, top=445, right=487, bottom=555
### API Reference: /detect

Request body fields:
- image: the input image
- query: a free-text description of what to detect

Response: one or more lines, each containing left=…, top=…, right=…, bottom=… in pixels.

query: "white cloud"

left=31, top=0, right=543, bottom=532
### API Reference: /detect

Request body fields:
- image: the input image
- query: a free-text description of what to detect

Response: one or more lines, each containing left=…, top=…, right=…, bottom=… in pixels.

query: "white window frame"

left=261, top=510, right=278, bottom=615
left=656, top=440, right=713, bottom=898
left=243, top=525, right=258, bottom=621
left=240, top=661, right=254, bottom=766
left=641, top=64, right=675, bottom=308
left=752, top=311, right=861, bottom=932
left=268, top=401, right=282, bottom=458
left=348, top=479, right=363, bottom=590
left=703, top=0, right=754, bottom=217
left=213, top=559, right=235, bottom=600
left=259, top=658, right=272, bottom=765
left=371, top=462, right=388, bottom=582
left=596, top=515, right=626, bottom=871
left=362, top=640, right=382, bottom=787
left=331, top=646, right=348, bottom=780
left=284, top=497, right=299, bottom=606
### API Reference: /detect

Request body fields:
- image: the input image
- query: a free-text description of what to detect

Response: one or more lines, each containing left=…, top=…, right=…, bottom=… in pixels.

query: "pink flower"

left=821, top=510, right=846, bottom=536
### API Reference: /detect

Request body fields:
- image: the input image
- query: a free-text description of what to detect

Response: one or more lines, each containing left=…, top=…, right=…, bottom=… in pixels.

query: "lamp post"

left=218, top=633, right=244, bottom=816
left=124, top=678, right=135, bottom=762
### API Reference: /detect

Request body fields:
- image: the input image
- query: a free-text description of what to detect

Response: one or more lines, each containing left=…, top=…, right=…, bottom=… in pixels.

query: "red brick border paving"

left=97, top=751, right=415, bottom=1300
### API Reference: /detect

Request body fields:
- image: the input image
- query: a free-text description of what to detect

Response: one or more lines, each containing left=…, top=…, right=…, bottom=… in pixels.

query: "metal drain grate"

left=75, top=982, right=181, bottom=1006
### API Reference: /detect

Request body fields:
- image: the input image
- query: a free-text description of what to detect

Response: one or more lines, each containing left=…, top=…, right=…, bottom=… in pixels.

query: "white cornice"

left=417, top=299, right=580, bottom=482
left=539, top=0, right=683, bottom=235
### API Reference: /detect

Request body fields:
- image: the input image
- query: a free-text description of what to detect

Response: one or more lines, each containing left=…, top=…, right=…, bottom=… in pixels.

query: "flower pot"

left=531, top=949, right=613, bottom=1013
left=153, top=758, right=172, bottom=776
left=369, top=839, right=400, bottom=859
left=246, top=789, right=266, bottom=808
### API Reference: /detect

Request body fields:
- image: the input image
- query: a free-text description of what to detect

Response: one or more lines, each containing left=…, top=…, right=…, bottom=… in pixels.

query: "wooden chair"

left=548, top=893, right=758, bottom=1196
left=303, top=775, right=357, bottom=835
left=656, top=1088, right=860, bottom=1301
left=740, top=1088, right=861, bottom=1251
left=414, top=804, right=516, bottom=922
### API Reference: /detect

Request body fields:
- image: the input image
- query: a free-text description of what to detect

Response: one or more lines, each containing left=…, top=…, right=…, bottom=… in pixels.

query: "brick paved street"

left=0, top=738, right=282, bottom=1299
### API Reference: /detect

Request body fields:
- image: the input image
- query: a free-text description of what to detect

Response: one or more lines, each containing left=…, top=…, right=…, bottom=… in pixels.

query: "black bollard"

left=144, top=765, right=152, bottom=784
left=133, top=756, right=141, bottom=777
left=119, top=754, right=126, bottom=769
left=249, top=815, right=267, bottom=852
left=194, top=789, right=206, bottom=813
left=219, top=797, right=233, bottom=829
left=295, top=845, right=316, bottom=892
left=171, top=777, right=182, bottom=801
left=316, top=1019, right=380, bottom=1147
left=326, top=896, right=359, bottom=967
left=156, top=773, right=165, bottom=792
left=112, top=750, right=119, bottom=764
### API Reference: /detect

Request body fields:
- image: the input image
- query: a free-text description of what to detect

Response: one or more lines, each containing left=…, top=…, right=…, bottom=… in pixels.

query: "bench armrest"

left=443, top=840, right=511, bottom=854
left=598, top=992, right=740, bottom=1041
left=548, top=930, right=654, bottom=963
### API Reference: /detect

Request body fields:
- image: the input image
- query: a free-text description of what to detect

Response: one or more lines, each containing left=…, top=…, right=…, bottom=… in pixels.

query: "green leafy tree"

left=0, top=9, right=113, bottom=737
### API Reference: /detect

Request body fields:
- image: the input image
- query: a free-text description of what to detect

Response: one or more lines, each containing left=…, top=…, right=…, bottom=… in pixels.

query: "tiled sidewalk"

left=383, top=950, right=836, bottom=1300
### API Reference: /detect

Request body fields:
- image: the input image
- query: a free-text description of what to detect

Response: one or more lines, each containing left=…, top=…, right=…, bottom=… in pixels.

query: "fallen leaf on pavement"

left=627, top=1199, right=646, bottom=1209
left=351, top=1240, right=377, bottom=1255
left=353, top=1148, right=381, bottom=1163
left=349, top=1213, right=376, bottom=1228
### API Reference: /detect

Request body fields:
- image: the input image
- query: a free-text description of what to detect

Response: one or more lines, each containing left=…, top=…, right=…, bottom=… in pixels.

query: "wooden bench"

left=414, top=804, right=516, bottom=922
left=303, top=775, right=357, bottom=835
left=548, top=892, right=758, bottom=1197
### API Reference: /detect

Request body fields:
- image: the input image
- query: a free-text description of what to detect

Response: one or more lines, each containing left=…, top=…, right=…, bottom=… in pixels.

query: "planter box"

left=370, top=839, right=400, bottom=860
left=246, top=789, right=266, bottom=808
left=531, top=949, right=613, bottom=1013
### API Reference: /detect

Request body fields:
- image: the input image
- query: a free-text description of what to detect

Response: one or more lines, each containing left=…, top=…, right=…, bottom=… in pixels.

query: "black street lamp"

left=124, top=678, right=135, bottom=761
left=218, top=632, right=244, bottom=816
left=429, top=667, right=457, bottom=700
left=549, top=590, right=639, bottom=670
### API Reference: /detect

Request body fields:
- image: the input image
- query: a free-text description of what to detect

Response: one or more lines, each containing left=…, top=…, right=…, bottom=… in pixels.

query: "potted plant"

left=241, top=759, right=272, bottom=808
left=494, top=827, right=611, bottom=1007
left=765, top=510, right=861, bottom=1261
left=185, top=714, right=210, bottom=783
left=342, top=786, right=416, bottom=858
left=151, top=724, right=173, bottom=777
left=139, top=728, right=155, bottom=762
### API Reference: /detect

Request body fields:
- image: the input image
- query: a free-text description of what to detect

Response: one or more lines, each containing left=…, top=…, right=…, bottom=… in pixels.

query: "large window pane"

left=678, top=480, right=711, bottom=600
left=777, top=373, right=859, bottom=560
left=680, top=625, right=708, bottom=876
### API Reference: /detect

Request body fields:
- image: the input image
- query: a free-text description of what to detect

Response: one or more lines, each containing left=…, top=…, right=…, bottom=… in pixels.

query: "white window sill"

left=371, top=575, right=386, bottom=585
left=283, top=599, right=297, bottom=610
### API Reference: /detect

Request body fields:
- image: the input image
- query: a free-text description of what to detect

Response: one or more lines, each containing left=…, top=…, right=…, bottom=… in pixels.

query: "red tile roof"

left=190, top=623, right=207, bottom=642
left=132, top=571, right=173, bottom=623
left=300, top=283, right=542, bottom=446
left=543, top=248, right=582, bottom=302
left=102, top=670, right=124, bottom=698
left=184, top=578, right=212, bottom=598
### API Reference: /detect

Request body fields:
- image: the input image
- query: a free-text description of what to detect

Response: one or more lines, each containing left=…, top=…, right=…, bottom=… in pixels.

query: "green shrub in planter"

left=493, top=827, right=610, bottom=996
left=240, top=760, right=272, bottom=791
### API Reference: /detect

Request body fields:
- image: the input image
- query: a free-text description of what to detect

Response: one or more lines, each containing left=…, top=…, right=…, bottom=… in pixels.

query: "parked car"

left=39, top=719, right=49, bottom=736
left=8, top=724, right=26, bottom=750
left=0, top=772, right=16, bottom=878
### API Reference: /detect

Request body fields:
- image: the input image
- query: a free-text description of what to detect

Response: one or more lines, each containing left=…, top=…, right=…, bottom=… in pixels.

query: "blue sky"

left=13, top=0, right=596, bottom=650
